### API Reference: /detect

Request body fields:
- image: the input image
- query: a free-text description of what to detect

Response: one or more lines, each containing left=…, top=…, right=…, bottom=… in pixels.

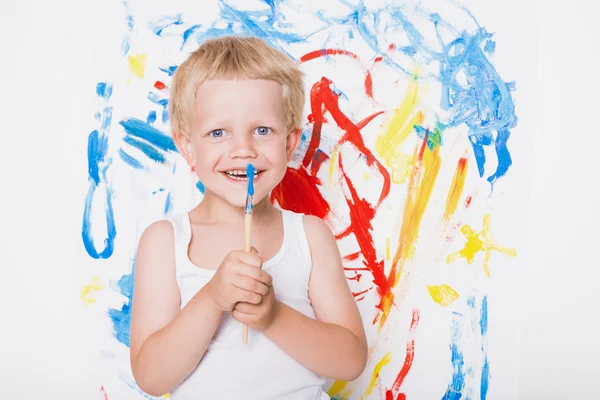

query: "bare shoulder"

left=302, top=215, right=341, bottom=271
left=302, top=214, right=336, bottom=244
left=130, top=218, right=180, bottom=358
left=139, top=219, right=175, bottom=248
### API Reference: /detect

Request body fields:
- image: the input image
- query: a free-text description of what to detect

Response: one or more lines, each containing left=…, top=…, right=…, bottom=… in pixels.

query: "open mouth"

left=222, top=169, right=263, bottom=181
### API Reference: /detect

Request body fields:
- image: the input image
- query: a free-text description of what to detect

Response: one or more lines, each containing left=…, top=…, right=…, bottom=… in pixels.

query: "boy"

left=129, top=36, right=367, bottom=399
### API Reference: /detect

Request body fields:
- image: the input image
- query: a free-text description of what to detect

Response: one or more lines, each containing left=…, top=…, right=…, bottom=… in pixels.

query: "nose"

left=228, top=134, right=258, bottom=159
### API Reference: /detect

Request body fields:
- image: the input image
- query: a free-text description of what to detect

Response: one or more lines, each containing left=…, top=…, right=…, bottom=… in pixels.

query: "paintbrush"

left=242, top=163, right=255, bottom=345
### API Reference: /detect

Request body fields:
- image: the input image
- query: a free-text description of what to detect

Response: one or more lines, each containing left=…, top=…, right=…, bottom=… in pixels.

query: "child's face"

left=179, top=78, right=300, bottom=209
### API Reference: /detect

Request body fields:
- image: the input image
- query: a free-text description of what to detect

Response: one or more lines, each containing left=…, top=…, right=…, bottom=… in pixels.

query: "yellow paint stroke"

left=378, top=138, right=442, bottom=328
left=328, top=149, right=338, bottom=188
left=446, top=214, right=517, bottom=276
left=327, top=379, right=354, bottom=400
left=363, top=353, right=392, bottom=398
left=128, top=53, right=146, bottom=78
left=386, top=237, right=390, bottom=261
left=427, top=284, right=460, bottom=307
left=442, top=156, right=469, bottom=227
left=363, top=172, right=370, bottom=181
left=375, top=69, right=424, bottom=184
left=81, top=276, right=103, bottom=304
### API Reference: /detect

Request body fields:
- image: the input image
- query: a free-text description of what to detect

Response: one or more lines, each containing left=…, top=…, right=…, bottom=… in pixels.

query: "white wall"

left=1, top=0, right=598, bottom=398
left=519, top=1, right=600, bottom=399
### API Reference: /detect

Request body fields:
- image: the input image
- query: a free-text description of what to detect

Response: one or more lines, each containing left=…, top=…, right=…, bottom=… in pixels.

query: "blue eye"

left=255, top=126, right=271, bottom=136
left=209, top=129, right=225, bottom=138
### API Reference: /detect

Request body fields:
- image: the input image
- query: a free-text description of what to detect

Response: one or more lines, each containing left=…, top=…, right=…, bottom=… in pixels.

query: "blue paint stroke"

left=164, top=192, right=173, bottom=215
left=480, top=296, right=490, bottom=400
left=415, top=122, right=444, bottom=150
left=151, top=14, right=183, bottom=36
left=147, top=92, right=169, bottom=108
left=442, top=312, right=466, bottom=400
left=159, top=65, right=178, bottom=76
left=122, top=135, right=167, bottom=164
left=196, top=180, right=205, bottom=194
left=82, top=83, right=116, bottom=259
left=119, top=148, right=145, bottom=170
left=147, top=110, right=156, bottom=124
left=120, top=118, right=177, bottom=152
left=108, top=270, right=133, bottom=347
left=121, top=1, right=134, bottom=56
left=180, top=1, right=305, bottom=57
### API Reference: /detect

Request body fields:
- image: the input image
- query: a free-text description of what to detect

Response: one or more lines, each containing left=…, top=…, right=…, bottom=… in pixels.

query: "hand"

left=205, top=248, right=272, bottom=312
left=232, top=281, right=279, bottom=331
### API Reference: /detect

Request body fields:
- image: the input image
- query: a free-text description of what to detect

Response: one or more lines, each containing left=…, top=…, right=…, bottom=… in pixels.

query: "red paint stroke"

left=299, top=49, right=374, bottom=99
left=273, top=76, right=391, bottom=312
left=353, top=288, right=369, bottom=298
left=385, top=308, right=421, bottom=400
left=365, top=73, right=373, bottom=98
left=338, top=154, right=389, bottom=308
left=356, top=111, right=384, bottom=131
left=271, top=166, right=330, bottom=219
left=465, top=195, right=473, bottom=207
left=99, top=386, right=109, bottom=400
left=154, top=81, right=167, bottom=90
left=347, top=271, right=362, bottom=282
left=311, top=77, right=390, bottom=207
left=344, top=251, right=362, bottom=261
left=374, top=56, right=383, bottom=63
left=311, top=149, right=329, bottom=177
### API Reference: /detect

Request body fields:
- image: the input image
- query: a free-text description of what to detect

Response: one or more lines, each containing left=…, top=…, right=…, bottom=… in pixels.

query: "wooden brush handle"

left=242, top=213, right=252, bottom=345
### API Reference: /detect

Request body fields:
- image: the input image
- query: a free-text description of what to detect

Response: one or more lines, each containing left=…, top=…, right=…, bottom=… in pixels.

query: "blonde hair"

left=169, top=36, right=305, bottom=136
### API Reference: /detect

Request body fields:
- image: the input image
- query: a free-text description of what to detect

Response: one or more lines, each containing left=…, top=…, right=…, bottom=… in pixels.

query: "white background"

left=0, top=0, right=598, bottom=399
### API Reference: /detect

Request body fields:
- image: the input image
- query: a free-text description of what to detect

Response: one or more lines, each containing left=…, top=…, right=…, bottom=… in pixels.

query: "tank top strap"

left=281, top=209, right=312, bottom=273
left=167, top=213, right=192, bottom=272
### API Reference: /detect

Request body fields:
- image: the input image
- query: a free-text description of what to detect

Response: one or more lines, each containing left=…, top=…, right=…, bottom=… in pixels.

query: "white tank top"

left=167, top=209, right=330, bottom=400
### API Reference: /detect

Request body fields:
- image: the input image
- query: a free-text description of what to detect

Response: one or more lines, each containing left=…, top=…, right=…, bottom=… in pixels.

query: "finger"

left=233, top=275, right=269, bottom=296
left=234, top=301, right=255, bottom=314
left=236, top=251, right=263, bottom=268
left=256, top=270, right=273, bottom=287
left=235, top=288, right=262, bottom=305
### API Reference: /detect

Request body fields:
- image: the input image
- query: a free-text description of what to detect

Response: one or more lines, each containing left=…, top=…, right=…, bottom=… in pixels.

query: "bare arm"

left=262, top=216, right=368, bottom=381
left=129, top=221, right=223, bottom=396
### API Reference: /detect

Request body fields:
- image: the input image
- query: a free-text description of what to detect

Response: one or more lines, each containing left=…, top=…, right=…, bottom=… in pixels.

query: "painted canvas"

left=80, top=0, right=532, bottom=398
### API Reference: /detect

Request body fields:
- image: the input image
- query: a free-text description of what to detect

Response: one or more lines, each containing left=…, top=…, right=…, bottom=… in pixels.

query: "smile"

left=222, top=169, right=263, bottom=182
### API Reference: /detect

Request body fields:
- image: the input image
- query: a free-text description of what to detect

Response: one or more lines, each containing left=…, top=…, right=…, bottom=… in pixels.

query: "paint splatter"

left=100, top=385, right=109, bottom=400
left=380, top=131, right=441, bottom=327
left=128, top=54, right=146, bottom=78
left=374, top=70, right=423, bottom=184
left=108, top=269, right=134, bottom=347
left=442, top=312, right=466, bottom=400
left=81, top=276, right=103, bottom=304
left=384, top=308, right=420, bottom=399
left=446, top=214, right=516, bottom=276
left=363, top=353, right=391, bottom=397
left=82, top=83, right=116, bottom=259
left=443, top=157, right=469, bottom=227
left=428, top=284, right=460, bottom=307
left=480, top=296, right=490, bottom=399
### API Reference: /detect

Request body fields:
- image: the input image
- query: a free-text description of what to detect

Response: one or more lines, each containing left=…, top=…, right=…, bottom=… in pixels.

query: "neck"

left=191, top=190, right=276, bottom=226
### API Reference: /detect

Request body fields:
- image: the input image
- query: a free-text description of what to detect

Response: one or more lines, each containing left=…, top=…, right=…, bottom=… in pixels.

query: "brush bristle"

left=246, top=164, right=255, bottom=196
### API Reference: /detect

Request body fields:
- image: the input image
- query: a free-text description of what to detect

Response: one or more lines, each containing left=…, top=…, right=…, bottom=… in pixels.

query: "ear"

left=285, top=127, right=302, bottom=162
left=173, top=131, right=196, bottom=168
